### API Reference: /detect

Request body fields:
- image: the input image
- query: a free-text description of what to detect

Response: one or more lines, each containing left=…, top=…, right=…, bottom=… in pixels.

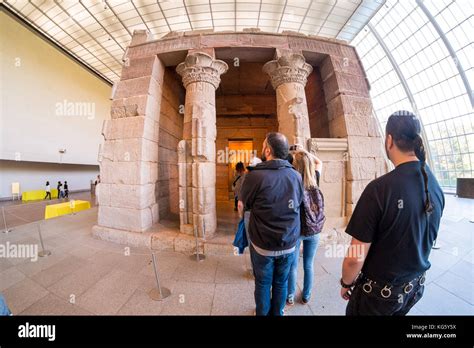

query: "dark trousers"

left=44, top=192, right=51, bottom=200
left=346, top=279, right=424, bottom=316
left=250, top=244, right=294, bottom=316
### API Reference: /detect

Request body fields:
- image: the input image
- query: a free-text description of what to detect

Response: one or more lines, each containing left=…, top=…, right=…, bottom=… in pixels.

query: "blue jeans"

left=250, top=244, right=294, bottom=316
left=287, top=234, right=320, bottom=301
left=0, top=294, right=11, bottom=316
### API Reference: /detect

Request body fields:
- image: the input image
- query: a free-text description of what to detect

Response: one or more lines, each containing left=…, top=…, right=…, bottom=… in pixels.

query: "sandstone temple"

left=92, top=29, right=388, bottom=252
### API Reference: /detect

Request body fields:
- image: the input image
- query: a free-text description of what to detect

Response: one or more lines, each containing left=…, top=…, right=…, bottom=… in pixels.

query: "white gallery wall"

left=0, top=160, right=99, bottom=197
left=0, top=11, right=111, bottom=198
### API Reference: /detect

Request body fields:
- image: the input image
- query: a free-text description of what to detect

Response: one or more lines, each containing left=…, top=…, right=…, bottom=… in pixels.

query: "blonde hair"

left=293, top=150, right=318, bottom=190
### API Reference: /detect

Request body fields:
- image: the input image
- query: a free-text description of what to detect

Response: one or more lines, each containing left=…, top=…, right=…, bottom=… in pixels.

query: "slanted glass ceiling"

left=3, top=0, right=385, bottom=83
left=352, top=0, right=473, bottom=191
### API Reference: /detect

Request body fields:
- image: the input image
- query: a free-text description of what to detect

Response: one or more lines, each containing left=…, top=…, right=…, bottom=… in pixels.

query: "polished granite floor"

left=0, top=191, right=97, bottom=229
left=0, top=194, right=472, bottom=315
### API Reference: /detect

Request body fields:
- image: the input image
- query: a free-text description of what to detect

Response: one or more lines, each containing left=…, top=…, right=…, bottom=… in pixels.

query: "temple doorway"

left=227, top=139, right=254, bottom=200
left=215, top=114, right=277, bottom=236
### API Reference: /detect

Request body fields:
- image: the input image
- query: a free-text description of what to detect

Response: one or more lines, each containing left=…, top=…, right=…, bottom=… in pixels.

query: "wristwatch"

left=340, top=278, right=354, bottom=289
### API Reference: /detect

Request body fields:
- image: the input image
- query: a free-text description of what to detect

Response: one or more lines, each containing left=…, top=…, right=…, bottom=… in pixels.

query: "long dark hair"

left=235, top=162, right=245, bottom=173
left=386, top=111, right=434, bottom=214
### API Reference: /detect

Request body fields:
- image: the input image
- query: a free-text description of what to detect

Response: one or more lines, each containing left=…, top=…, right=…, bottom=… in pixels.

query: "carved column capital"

left=263, top=53, right=313, bottom=89
left=176, top=52, right=228, bottom=89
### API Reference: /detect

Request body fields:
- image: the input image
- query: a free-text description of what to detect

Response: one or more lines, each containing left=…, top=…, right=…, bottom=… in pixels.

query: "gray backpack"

left=300, top=186, right=326, bottom=236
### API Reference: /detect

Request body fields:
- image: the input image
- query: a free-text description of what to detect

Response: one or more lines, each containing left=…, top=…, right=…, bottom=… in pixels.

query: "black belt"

left=357, top=272, right=426, bottom=298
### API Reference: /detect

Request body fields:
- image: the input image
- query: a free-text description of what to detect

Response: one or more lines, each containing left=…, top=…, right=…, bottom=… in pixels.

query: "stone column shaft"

left=177, top=51, right=228, bottom=238
left=263, top=52, right=313, bottom=147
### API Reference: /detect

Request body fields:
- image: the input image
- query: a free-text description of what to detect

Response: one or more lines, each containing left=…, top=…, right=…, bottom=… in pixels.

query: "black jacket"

left=239, top=159, right=304, bottom=251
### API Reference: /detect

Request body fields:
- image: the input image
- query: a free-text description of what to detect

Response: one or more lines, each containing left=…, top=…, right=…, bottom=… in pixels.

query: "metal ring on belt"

left=380, top=285, right=392, bottom=298
left=359, top=273, right=425, bottom=298
left=419, top=274, right=426, bottom=286
left=362, top=280, right=373, bottom=293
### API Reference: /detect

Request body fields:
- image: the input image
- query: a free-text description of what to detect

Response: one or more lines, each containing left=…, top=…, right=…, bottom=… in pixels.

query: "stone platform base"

left=92, top=224, right=235, bottom=255
left=92, top=216, right=350, bottom=256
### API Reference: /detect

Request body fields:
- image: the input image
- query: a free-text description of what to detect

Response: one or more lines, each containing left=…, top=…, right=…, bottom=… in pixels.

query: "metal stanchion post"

left=189, top=224, right=205, bottom=261
left=148, top=253, right=171, bottom=301
left=37, top=223, right=51, bottom=257
left=69, top=200, right=76, bottom=215
left=432, top=239, right=442, bottom=250
left=2, top=206, right=12, bottom=234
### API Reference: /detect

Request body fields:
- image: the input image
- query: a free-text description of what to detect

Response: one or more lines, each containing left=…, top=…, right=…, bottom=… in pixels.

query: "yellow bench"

left=44, top=200, right=91, bottom=219
left=22, top=189, right=59, bottom=201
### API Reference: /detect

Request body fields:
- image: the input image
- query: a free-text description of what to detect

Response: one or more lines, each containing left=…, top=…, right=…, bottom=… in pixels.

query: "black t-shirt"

left=346, top=161, right=444, bottom=284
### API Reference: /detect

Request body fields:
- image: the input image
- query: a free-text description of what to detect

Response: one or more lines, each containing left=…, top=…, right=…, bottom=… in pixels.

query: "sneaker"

left=302, top=296, right=310, bottom=304
left=286, top=297, right=295, bottom=306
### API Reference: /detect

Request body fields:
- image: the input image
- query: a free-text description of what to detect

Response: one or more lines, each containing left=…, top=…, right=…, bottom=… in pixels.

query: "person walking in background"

left=287, top=150, right=325, bottom=306
left=232, top=162, right=245, bottom=211
left=238, top=156, right=262, bottom=278
left=238, top=157, right=263, bottom=242
left=44, top=181, right=51, bottom=200
left=94, top=175, right=100, bottom=205
left=340, top=111, right=444, bottom=315
left=64, top=181, right=69, bottom=199
left=57, top=181, right=64, bottom=199
left=239, top=132, right=304, bottom=316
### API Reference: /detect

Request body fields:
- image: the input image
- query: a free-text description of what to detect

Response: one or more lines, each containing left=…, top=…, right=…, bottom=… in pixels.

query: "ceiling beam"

left=104, top=0, right=132, bottom=37
left=54, top=0, right=122, bottom=67
left=79, top=0, right=125, bottom=51
left=416, top=0, right=473, bottom=107
left=368, top=22, right=434, bottom=169
left=131, top=0, right=152, bottom=33
left=317, top=0, right=338, bottom=36
left=298, top=0, right=313, bottom=33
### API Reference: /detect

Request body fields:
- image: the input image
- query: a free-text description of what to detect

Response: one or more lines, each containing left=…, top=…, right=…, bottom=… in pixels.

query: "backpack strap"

left=232, top=175, right=241, bottom=186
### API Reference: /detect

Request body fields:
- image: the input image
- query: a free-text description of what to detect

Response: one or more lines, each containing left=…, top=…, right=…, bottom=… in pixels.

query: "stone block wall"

left=96, top=55, right=164, bottom=233
left=320, top=54, right=388, bottom=215
left=157, top=68, right=185, bottom=220
left=308, top=138, right=348, bottom=230
left=306, top=68, right=330, bottom=138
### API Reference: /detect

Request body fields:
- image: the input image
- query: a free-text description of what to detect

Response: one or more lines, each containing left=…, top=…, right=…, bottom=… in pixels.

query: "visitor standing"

left=239, top=132, right=303, bottom=316
left=64, top=181, right=69, bottom=199
left=95, top=175, right=100, bottom=205
left=44, top=181, right=51, bottom=200
left=237, top=156, right=262, bottom=277
left=232, top=162, right=245, bottom=211
left=340, top=111, right=444, bottom=315
left=287, top=149, right=325, bottom=305
left=238, top=157, right=263, bottom=241
left=57, top=181, right=63, bottom=199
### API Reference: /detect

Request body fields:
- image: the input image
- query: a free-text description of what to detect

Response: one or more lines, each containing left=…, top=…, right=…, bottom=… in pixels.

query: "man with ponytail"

left=340, top=110, right=444, bottom=315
